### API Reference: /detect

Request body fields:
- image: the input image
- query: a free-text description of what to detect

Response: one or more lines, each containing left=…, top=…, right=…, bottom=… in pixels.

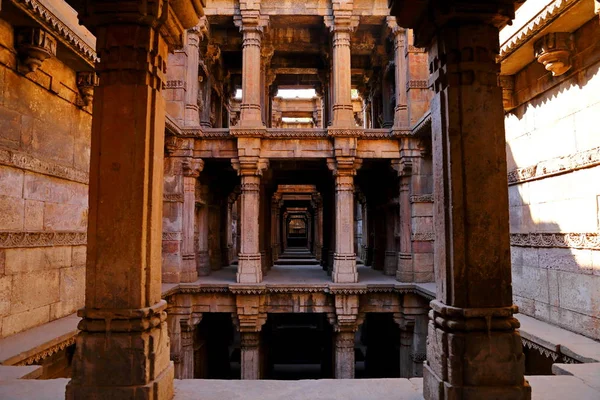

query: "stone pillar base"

left=424, top=302, right=531, bottom=400
left=332, top=253, right=357, bottom=283
left=396, top=252, right=413, bottom=282
left=237, top=253, right=262, bottom=283
left=67, top=301, right=174, bottom=400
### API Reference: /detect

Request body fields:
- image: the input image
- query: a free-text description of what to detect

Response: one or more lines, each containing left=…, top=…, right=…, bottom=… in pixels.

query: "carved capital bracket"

left=182, top=157, right=204, bottom=178
left=15, top=27, right=57, bottom=74
left=231, top=156, right=269, bottom=177
left=76, top=71, right=99, bottom=107
left=391, top=158, right=413, bottom=177
left=534, top=32, right=574, bottom=77
left=327, top=157, right=362, bottom=177
left=233, top=294, right=267, bottom=333
left=327, top=294, right=364, bottom=332
left=385, top=16, right=405, bottom=39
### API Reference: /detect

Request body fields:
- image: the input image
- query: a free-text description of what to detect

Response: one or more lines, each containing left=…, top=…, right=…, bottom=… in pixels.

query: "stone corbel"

left=231, top=157, right=269, bottom=176
left=499, top=75, right=516, bottom=111
left=233, top=295, right=267, bottom=333
left=328, top=294, right=364, bottom=332
left=76, top=71, right=99, bottom=107
left=391, top=158, right=412, bottom=177
left=327, top=157, right=362, bottom=177
left=15, top=27, right=57, bottom=74
left=534, top=33, right=574, bottom=77
left=182, top=157, right=204, bottom=178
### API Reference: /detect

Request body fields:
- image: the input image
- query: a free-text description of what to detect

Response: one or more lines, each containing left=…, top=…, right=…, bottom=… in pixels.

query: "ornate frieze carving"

left=0, top=231, right=87, bottom=248
left=407, top=80, right=428, bottom=89
left=521, top=337, right=578, bottom=364
left=327, top=128, right=364, bottom=137
left=163, top=193, right=185, bottom=203
left=534, top=33, right=574, bottom=76
left=264, top=129, right=328, bottom=138
left=510, top=233, right=600, bottom=250
left=15, top=27, right=57, bottom=74
left=76, top=71, right=99, bottom=107
left=410, top=194, right=433, bottom=203
left=363, top=129, right=391, bottom=138
left=508, top=146, right=600, bottom=185
left=0, top=148, right=89, bottom=184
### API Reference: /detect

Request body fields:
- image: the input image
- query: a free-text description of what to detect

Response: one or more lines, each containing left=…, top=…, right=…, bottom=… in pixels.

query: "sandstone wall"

left=0, top=18, right=90, bottom=338
left=505, top=18, right=600, bottom=340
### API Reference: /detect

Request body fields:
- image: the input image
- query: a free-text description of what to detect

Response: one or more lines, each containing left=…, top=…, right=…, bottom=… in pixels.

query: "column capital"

left=385, top=16, right=406, bottom=38
left=327, top=157, right=362, bottom=177
left=324, top=15, right=360, bottom=34
left=182, top=158, right=204, bottom=178
left=391, top=158, right=414, bottom=177
left=234, top=13, right=269, bottom=34
left=231, top=157, right=269, bottom=176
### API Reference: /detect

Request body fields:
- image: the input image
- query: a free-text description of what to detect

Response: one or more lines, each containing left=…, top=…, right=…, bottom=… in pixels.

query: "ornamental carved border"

left=179, top=128, right=231, bottom=138
left=363, top=129, right=392, bottom=139
left=521, top=337, right=578, bottom=364
left=508, top=146, right=600, bottom=185
left=510, top=233, right=600, bottom=250
left=14, top=335, right=77, bottom=366
left=0, top=148, right=89, bottom=184
left=410, top=194, right=433, bottom=203
left=12, top=0, right=97, bottom=65
left=412, top=232, right=434, bottom=242
left=265, top=129, right=328, bottom=139
left=0, top=231, right=87, bottom=248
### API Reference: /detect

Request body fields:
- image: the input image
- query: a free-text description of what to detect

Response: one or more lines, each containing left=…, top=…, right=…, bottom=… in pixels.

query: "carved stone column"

left=271, top=194, right=281, bottom=264
left=411, top=312, right=428, bottom=377
left=232, top=157, right=268, bottom=283
left=66, top=2, right=202, bottom=399
left=196, top=185, right=210, bottom=276
left=234, top=10, right=268, bottom=128
left=422, top=12, right=530, bottom=400
left=397, top=320, right=414, bottom=378
left=312, top=193, right=323, bottom=262
left=387, top=17, right=408, bottom=129
left=325, top=3, right=359, bottom=128
left=235, top=295, right=267, bottom=380
left=182, top=158, right=203, bottom=281
left=327, top=157, right=361, bottom=283
left=329, top=295, right=362, bottom=379
left=225, top=190, right=240, bottom=266
left=184, top=23, right=205, bottom=126
left=392, top=158, right=413, bottom=282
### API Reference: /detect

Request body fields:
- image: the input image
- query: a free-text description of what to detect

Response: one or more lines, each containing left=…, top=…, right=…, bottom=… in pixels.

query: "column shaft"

left=196, top=201, right=210, bottom=275
left=241, top=332, right=262, bottom=380
left=239, top=27, right=264, bottom=126
left=397, top=175, right=412, bottom=281
left=394, top=28, right=408, bottom=127
left=423, top=22, right=530, bottom=400
left=333, top=174, right=357, bottom=283
left=334, top=331, right=355, bottom=379
left=185, top=27, right=201, bottom=126
left=399, top=328, right=413, bottom=378
left=181, top=174, right=198, bottom=281
left=238, top=175, right=262, bottom=283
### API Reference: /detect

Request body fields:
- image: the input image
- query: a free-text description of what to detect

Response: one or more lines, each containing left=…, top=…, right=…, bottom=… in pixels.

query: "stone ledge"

left=0, top=365, right=42, bottom=380
left=552, top=363, right=600, bottom=392
left=0, top=313, right=79, bottom=366
left=518, top=314, right=600, bottom=363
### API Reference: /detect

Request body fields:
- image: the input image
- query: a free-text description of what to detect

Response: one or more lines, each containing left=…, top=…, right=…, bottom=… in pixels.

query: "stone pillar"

left=234, top=10, right=268, bottom=128
left=325, top=10, right=359, bottom=128
left=327, top=157, right=361, bottom=283
left=384, top=203, right=398, bottom=276
left=330, top=295, right=361, bottom=379
left=167, top=307, right=201, bottom=380
left=184, top=23, right=205, bottom=126
left=392, top=159, right=413, bottom=282
left=199, top=72, right=213, bottom=128
left=66, top=2, right=201, bottom=399
left=196, top=185, right=210, bottom=275
left=387, top=17, right=408, bottom=129
left=411, top=312, right=428, bottom=377
left=240, top=332, right=262, bottom=380
left=399, top=326, right=414, bottom=378
left=232, top=157, right=268, bottom=283
left=312, top=193, right=323, bottom=262
left=271, top=194, right=281, bottom=263
left=182, top=159, right=203, bottom=281
left=422, top=15, right=530, bottom=400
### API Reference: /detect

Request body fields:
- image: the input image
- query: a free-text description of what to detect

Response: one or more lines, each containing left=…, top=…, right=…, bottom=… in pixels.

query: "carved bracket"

left=534, top=33, right=574, bottom=77
left=16, top=27, right=57, bottom=74
left=76, top=71, right=99, bottom=107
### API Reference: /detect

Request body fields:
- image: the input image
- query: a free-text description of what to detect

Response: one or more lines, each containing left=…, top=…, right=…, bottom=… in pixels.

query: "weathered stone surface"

left=0, top=196, right=24, bottom=230
left=5, top=246, right=71, bottom=274
left=0, top=166, right=23, bottom=198
left=11, top=269, right=59, bottom=314
left=50, top=266, right=85, bottom=320
left=2, top=305, right=50, bottom=337
left=43, top=203, right=87, bottom=231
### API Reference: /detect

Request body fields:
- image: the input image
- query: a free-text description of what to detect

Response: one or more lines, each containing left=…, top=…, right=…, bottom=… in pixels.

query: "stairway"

left=275, top=247, right=320, bottom=266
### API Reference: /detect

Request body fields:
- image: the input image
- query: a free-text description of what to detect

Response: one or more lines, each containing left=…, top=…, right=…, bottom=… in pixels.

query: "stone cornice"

left=521, top=336, right=579, bottom=364
left=0, top=231, right=87, bottom=248
left=0, top=148, right=89, bottom=184
left=411, top=111, right=431, bottom=138
left=510, top=232, right=600, bottom=250
left=499, top=0, right=579, bottom=62
left=327, top=128, right=364, bottom=137
left=11, top=0, right=97, bottom=66
left=14, top=335, right=77, bottom=366
left=507, top=146, right=600, bottom=185
left=265, top=129, right=328, bottom=139
left=363, top=129, right=391, bottom=138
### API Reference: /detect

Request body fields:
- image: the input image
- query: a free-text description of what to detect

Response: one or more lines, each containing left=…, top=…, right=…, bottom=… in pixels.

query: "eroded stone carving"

left=76, top=71, right=99, bottom=107
left=0, top=231, right=87, bottom=248
left=511, top=233, right=600, bottom=250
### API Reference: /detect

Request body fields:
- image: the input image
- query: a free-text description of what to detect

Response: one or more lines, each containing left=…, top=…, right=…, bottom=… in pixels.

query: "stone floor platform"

left=1, top=376, right=599, bottom=400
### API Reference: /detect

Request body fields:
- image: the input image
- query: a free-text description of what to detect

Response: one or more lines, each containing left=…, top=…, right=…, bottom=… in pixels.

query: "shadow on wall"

left=504, top=57, right=600, bottom=343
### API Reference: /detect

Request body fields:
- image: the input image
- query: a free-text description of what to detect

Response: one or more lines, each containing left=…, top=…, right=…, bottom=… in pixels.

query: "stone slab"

left=552, top=363, right=600, bottom=392
left=517, top=314, right=600, bottom=363
left=0, top=313, right=78, bottom=365
left=0, top=365, right=42, bottom=380
left=0, top=376, right=597, bottom=400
